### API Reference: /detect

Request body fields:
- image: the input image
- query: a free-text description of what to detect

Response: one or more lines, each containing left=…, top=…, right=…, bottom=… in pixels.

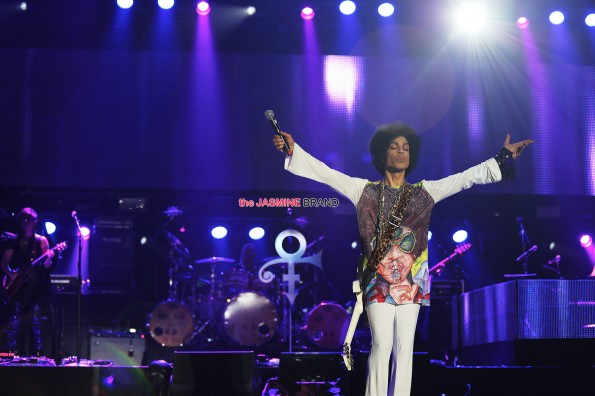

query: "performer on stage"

left=273, top=122, right=533, bottom=395
left=1, top=207, right=55, bottom=357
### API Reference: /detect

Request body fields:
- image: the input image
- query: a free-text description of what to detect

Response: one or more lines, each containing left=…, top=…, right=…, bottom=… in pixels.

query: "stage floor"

left=1, top=352, right=594, bottom=396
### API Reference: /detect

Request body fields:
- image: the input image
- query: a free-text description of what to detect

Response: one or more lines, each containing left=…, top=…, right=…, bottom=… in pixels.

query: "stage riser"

left=460, top=279, right=595, bottom=346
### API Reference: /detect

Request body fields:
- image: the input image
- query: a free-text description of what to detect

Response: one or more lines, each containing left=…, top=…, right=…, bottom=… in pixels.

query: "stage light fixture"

left=45, top=221, right=56, bottom=235
left=586, top=14, right=595, bottom=27
left=378, top=3, right=394, bottom=17
left=580, top=234, right=592, bottom=248
left=158, top=0, right=174, bottom=10
left=301, top=7, right=315, bottom=20
left=351, top=241, right=358, bottom=249
left=454, top=3, right=488, bottom=32
left=249, top=227, right=265, bottom=240
left=19, top=2, right=27, bottom=11
left=452, top=229, right=468, bottom=243
left=196, top=1, right=210, bottom=15
left=79, top=226, right=91, bottom=241
left=117, top=0, right=133, bottom=9
left=211, top=226, right=227, bottom=239
left=549, top=11, right=564, bottom=25
left=428, top=230, right=432, bottom=241
left=246, top=6, right=256, bottom=16
left=339, top=1, right=356, bottom=16
left=516, top=16, right=529, bottom=29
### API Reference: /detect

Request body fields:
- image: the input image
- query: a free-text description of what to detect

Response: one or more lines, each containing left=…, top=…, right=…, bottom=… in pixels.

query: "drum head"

left=223, top=292, right=278, bottom=346
left=148, top=300, right=195, bottom=347
left=306, top=302, right=349, bottom=349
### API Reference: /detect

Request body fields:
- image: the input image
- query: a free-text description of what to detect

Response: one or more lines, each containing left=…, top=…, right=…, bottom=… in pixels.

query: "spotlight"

left=586, top=14, right=595, bottom=27
left=301, top=7, right=315, bottom=20
left=45, top=222, right=56, bottom=235
left=339, top=1, right=356, bottom=16
left=249, top=227, right=265, bottom=240
left=19, top=2, right=27, bottom=11
left=452, top=230, right=468, bottom=243
left=428, top=231, right=432, bottom=241
left=117, top=0, right=133, bottom=9
left=516, top=17, right=529, bottom=29
left=351, top=241, right=358, bottom=249
left=79, top=226, right=91, bottom=241
left=246, top=6, right=256, bottom=16
left=455, top=3, right=487, bottom=32
left=580, top=234, right=592, bottom=248
left=211, top=226, right=227, bottom=239
left=378, top=3, right=394, bottom=17
left=196, top=1, right=210, bottom=15
left=549, top=11, right=564, bottom=25
left=140, top=236, right=148, bottom=245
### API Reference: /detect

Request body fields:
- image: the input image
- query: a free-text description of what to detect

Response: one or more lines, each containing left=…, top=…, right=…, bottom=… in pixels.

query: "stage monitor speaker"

left=89, top=330, right=146, bottom=366
left=172, top=351, right=255, bottom=396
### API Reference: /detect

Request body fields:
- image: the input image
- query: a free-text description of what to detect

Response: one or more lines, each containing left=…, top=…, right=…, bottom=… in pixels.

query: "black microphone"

left=265, top=110, right=293, bottom=156
left=516, top=245, right=538, bottom=262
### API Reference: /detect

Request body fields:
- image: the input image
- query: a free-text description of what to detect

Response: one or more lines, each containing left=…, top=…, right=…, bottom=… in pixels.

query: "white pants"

left=365, top=303, right=421, bottom=396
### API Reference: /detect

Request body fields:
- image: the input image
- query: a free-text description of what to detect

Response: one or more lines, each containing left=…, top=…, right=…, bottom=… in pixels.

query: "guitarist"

left=1, top=207, right=55, bottom=357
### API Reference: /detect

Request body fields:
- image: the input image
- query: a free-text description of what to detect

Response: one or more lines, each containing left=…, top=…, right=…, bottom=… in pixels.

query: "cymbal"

left=195, top=256, right=235, bottom=264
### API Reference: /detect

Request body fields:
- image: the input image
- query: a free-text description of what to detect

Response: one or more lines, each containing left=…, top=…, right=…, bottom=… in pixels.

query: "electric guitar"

left=341, top=244, right=472, bottom=370
left=1, top=241, right=67, bottom=301
left=429, top=242, right=472, bottom=275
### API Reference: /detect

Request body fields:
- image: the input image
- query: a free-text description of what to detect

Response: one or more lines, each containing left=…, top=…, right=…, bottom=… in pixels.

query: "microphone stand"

left=504, top=217, right=536, bottom=279
left=72, top=212, right=83, bottom=365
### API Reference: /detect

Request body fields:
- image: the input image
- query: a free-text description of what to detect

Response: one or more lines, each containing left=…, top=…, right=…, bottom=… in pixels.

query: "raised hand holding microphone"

left=265, top=110, right=293, bottom=156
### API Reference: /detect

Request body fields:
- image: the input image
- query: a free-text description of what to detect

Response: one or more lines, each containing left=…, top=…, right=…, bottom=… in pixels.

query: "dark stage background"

left=0, top=0, right=594, bottom=340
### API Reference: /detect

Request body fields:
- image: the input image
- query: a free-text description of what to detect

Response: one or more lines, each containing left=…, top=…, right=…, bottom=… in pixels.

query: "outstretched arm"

left=272, top=130, right=368, bottom=207
left=424, top=134, right=534, bottom=204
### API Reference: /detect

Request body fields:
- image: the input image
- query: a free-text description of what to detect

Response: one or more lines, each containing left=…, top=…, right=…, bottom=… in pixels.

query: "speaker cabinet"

left=459, top=279, right=595, bottom=365
left=89, top=330, right=146, bottom=366
left=172, top=351, right=255, bottom=396
left=89, top=219, right=135, bottom=294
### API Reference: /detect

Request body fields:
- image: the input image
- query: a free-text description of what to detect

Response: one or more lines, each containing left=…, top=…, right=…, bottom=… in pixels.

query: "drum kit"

left=146, top=219, right=351, bottom=351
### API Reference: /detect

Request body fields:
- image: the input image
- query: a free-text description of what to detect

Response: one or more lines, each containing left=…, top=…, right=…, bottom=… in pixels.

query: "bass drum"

left=223, top=292, right=278, bottom=346
left=306, top=302, right=349, bottom=350
left=148, top=300, right=195, bottom=347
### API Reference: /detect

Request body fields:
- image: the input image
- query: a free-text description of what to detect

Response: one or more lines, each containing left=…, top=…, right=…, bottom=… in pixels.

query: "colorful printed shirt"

left=285, top=142, right=502, bottom=307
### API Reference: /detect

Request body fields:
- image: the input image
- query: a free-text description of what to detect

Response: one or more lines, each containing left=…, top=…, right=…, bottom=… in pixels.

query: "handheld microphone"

left=516, top=245, right=538, bottom=262
left=71, top=211, right=78, bottom=219
left=265, top=110, right=293, bottom=156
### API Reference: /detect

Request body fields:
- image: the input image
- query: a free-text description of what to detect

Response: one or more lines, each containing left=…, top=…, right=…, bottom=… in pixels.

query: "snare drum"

left=223, top=292, right=278, bottom=346
left=305, top=302, right=349, bottom=350
left=148, top=300, right=195, bottom=347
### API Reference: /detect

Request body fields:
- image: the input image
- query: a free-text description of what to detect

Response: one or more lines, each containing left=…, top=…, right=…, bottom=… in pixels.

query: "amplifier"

left=89, top=330, right=146, bottom=366
left=431, top=280, right=464, bottom=297
left=50, top=274, right=78, bottom=293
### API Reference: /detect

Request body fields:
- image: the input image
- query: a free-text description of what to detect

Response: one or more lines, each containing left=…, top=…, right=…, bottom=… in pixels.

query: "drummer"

left=238, top=242, right=257, bottom=273
left=221, top=243, right=257, bottom=298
